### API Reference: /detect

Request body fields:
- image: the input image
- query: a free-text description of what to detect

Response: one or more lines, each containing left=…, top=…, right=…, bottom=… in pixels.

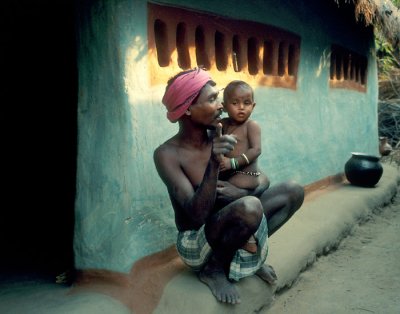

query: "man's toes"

left=267, top=265, right=278, bottom=281
left=218, top=292, right=240, bottom=304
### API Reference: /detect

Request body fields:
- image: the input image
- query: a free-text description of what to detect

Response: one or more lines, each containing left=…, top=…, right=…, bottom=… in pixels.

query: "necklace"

left=235, top=170, right=260, bottom=177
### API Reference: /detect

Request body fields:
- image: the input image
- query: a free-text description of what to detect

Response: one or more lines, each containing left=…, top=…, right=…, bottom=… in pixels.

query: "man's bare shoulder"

left=154, top=138, right=179, bottom=160
left=153, top=139, right=183, bottom=180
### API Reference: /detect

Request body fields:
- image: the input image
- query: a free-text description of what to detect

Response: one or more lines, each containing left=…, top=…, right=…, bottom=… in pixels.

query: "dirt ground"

left=0, top=159, right=398, bottom=314
left=265, top=164, right=400, bottom=314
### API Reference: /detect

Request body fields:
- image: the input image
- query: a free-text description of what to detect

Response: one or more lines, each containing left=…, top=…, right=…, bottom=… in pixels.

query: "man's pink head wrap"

left=162, top=69, right=212, bottom=122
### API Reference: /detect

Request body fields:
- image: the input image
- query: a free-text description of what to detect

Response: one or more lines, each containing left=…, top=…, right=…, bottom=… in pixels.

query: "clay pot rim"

left=351, top=152, right=380, bottom=160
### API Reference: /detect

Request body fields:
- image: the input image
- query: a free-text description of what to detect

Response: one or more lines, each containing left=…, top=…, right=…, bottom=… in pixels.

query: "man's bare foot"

left=198, top=267, right=241, bottom=304
left=242, top=235, right=257, bottom=253
left=256, top=264, right=277, bottom=285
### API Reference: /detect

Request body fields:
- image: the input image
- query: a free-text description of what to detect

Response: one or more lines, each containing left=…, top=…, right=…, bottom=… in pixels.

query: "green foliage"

left=392, top=0, right=400, bottom=8
left=376, top=35, right=400, bottom=76
left=375, top=0, right=400, bottom=76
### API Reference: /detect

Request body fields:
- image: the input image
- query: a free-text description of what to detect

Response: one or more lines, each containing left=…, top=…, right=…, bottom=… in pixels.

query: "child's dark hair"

left=223, top=80, right=254, bottom=103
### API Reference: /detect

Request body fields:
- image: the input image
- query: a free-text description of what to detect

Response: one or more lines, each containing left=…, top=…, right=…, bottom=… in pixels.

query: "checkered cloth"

left=176, top=215, right=269, bottom=281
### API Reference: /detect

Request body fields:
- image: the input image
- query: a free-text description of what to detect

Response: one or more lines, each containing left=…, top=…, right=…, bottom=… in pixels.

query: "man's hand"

left=216, top=173, right=271, bottom=204
left=213, top=123, right=237, bottom=157
left=216, top=180, right=248, bottom=203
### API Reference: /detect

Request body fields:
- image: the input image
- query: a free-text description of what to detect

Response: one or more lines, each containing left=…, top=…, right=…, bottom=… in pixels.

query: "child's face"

left=223, top=86, right=255, bottom=123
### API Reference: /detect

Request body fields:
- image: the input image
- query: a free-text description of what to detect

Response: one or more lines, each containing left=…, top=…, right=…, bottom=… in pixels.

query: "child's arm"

left=245, top=120, right=262, bottom=160
left=235, top=120, right=261, bottom=169
left=220, top=120, right=261, bottom=171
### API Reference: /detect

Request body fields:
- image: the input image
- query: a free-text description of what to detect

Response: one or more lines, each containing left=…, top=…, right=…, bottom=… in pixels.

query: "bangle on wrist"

left=230, top=158, right=239, bottom=170
left=241, top=153, right=250, bottom=165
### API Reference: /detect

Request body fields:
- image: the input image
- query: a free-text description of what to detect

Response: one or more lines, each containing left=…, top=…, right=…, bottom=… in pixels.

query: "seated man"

left=153, top=68, right=304, bottom=305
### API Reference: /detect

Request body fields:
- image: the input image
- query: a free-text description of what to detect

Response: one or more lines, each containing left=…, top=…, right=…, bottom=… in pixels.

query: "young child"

left=219, top=80, right=261, bottom=189
left=219, top=80, right=262, bottom=253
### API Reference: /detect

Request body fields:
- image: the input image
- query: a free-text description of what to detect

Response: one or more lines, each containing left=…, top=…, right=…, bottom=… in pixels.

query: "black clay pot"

left=344, top=152, right=383, bottom=187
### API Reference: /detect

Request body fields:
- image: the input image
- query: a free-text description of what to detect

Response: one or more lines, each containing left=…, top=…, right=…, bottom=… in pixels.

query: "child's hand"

left=219, top=156, right=231, bottom=172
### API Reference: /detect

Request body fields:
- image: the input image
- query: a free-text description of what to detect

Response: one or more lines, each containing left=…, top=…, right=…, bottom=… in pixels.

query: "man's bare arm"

left=154, top=131, right=237, bottom=228
left=153, top=145, right=219, bottom=228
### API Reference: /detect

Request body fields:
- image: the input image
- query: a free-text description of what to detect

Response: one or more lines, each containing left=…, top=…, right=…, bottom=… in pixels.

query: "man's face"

left=189, top=84, right=223, bottom=128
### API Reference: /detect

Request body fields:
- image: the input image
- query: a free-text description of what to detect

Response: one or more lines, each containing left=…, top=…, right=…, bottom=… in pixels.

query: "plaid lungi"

left=176, top=215, right=269, bottom=281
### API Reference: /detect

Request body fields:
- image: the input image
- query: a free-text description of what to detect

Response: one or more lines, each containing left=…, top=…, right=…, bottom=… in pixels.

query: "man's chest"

left=179, top=147, right=211, bottom=186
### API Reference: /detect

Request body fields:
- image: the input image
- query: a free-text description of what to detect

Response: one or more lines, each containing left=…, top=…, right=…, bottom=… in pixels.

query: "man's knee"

left=285, top=180, right=304, bottom=195
left=284, top=180, right=304, bottom=208
left=235, top=196, right=263, bottom=225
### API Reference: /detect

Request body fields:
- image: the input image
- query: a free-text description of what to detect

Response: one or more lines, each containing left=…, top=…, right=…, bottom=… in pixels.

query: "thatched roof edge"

left=335, top=0, right=400, bottom=47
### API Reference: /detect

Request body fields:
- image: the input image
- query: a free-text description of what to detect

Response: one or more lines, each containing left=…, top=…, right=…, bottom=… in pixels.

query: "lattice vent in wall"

left=148, top=3, right=301, bottom=89
left=330, top=44, right=368, bottom=92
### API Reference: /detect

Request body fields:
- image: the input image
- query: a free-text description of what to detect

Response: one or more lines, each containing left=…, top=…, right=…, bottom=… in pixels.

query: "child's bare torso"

left=221, top=119, right=260, bottom=189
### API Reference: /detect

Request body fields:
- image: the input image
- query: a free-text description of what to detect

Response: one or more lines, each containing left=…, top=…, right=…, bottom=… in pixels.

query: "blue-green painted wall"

left=74, top=0, right=378, bottom=272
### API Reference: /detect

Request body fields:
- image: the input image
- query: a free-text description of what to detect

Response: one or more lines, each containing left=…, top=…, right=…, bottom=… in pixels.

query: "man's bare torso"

left=156, top=136, right=213, bottom=231
left=168, top=137, right=212, bottom=187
